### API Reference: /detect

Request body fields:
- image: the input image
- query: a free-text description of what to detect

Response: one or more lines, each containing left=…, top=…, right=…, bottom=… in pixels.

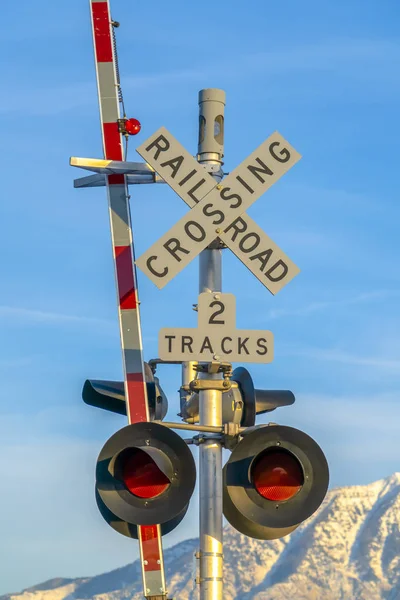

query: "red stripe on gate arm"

left=140, top=525, right=162, bottom=572
left=108, top=174, right=125, bottom=185
left=89, top=1, right=165, bottom=593
left=104, top=123, right=123, bottom=161
left=127, top=374, right=148, bottom=422
left=115, top=246, right=137, bottom=309
left=92, top=2, right=113, bottom=63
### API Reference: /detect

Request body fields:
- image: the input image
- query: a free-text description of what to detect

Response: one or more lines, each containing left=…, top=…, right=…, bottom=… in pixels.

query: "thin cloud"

left=0, top=305, right=114, bottom=328
left=244, top=38, right=400, bottom=75
left=283, top=182, right=379, bottom=213
left=293, top=391, right=400, bottom=429
left=3, top=38, right=400, bottom=116
left=123, top=69, right=205, bottom=90
left=311, top=349, right=400, bottom=371
left=282, top=345, right=400, bottom=372
left=267, top=290, right=398, bottom=320
left=0, top=356, right=35, bottom=369
left=0, top=81, right=96, bottom=116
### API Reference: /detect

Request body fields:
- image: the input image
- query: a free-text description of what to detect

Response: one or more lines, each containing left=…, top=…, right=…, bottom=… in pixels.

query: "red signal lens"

left=120, top=449, right=170, bottom=499
left=251, top=449, right=304, bottom=502
left=125, top=118, right=141, bottom=135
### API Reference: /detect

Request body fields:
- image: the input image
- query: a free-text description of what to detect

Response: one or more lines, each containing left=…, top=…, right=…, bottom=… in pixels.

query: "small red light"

left=125, top=118, right=141, bottom=136
left=252, top=449, right=304, bottom=502
left=121, top=449, right=170, bottom=499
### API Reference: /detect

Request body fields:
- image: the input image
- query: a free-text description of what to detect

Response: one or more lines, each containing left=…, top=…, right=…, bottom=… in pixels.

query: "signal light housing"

left=82, top=376, right=168, bottom=420
left=96, top=421, right=196, bottom=532
left=232, top=367, right=295, bottom=427
left=180, top=367, right=295, bottom=427
left=118, top=117, right=142, bottom=136
left=95, top=488, right=188, bottom=539
left=223, top=425, right=329, bottom=540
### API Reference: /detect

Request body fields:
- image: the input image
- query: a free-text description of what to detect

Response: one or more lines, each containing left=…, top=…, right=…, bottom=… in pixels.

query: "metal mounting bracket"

left=190, top=378, right=232, bottom=392
left=191, top=433, right=222, bottom=446
left=222, top=422, right=241, bottom=450
left=193, top=361, right=233, bottom=377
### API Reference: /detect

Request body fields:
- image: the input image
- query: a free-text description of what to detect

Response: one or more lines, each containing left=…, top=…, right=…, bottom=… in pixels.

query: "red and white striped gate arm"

left=89, top=1, right=167, bottom=597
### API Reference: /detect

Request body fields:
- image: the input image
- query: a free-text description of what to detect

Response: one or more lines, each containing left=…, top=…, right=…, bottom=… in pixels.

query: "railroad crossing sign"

left=159, top=292, right=273, bottom=363
left=136, top=127, right=301, bottom=293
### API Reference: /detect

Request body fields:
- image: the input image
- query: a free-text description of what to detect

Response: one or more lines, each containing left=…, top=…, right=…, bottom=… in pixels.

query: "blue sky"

left=1, top=0, right=400, bottom=594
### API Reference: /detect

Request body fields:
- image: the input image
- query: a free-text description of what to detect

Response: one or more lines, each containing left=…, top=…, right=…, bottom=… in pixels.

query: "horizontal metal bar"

left=73, top=174, right=165, bottom=188
left=73, top=174, right=106, bottom=188
left=154, top=420, right=224, bottom=434
left=147, top=358, right=184, bottom=375
left=148, top=358, right=184, bottom=367
left=239, top=423, right=275, bottom=434
left=70, top=156, right=155, bottom=175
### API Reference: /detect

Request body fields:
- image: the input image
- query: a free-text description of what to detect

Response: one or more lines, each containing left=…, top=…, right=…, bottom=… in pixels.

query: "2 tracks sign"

left=159, top=292, right=274, bottom=363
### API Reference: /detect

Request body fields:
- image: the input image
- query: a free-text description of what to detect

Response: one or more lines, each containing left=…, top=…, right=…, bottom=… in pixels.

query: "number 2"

left=209, top=300, right=225, bottom=325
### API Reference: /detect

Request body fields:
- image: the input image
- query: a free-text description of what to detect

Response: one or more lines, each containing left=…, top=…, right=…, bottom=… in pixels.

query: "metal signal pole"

left=197, top=89, right=226, bottom=600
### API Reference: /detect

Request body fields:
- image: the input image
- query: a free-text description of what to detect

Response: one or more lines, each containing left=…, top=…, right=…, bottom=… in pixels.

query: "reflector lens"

left=121, top=449, right=170, bottom=499
left=125, top=118, right=141, bottom=135
left=252, top=449, right=304, bottom=501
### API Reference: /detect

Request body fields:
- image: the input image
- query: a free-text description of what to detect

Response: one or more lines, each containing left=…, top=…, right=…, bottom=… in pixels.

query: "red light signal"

left=96, top=421, right=196, bottom=534
left=223, top=425, right=329, bottom=540
left=125, top=118, right=141, bottom=135
left=120, top=448, right=171, bottom=499
left=251, top=449, right=304, bottom=502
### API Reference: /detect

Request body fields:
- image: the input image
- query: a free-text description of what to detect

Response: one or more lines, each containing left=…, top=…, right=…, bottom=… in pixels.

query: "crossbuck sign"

left=136, top=127, right=301, bottom=293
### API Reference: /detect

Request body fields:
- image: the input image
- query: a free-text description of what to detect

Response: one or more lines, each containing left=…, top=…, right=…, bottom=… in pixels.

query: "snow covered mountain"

left=3, top=473, right=400, bottom=600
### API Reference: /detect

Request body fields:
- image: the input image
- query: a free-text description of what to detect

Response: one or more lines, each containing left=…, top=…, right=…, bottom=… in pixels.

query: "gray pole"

left=197, top=88, right=225, bottom=600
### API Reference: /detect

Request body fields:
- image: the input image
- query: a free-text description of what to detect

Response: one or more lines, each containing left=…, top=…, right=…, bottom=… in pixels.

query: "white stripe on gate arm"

left=135, top=132, right=301, bottom=289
